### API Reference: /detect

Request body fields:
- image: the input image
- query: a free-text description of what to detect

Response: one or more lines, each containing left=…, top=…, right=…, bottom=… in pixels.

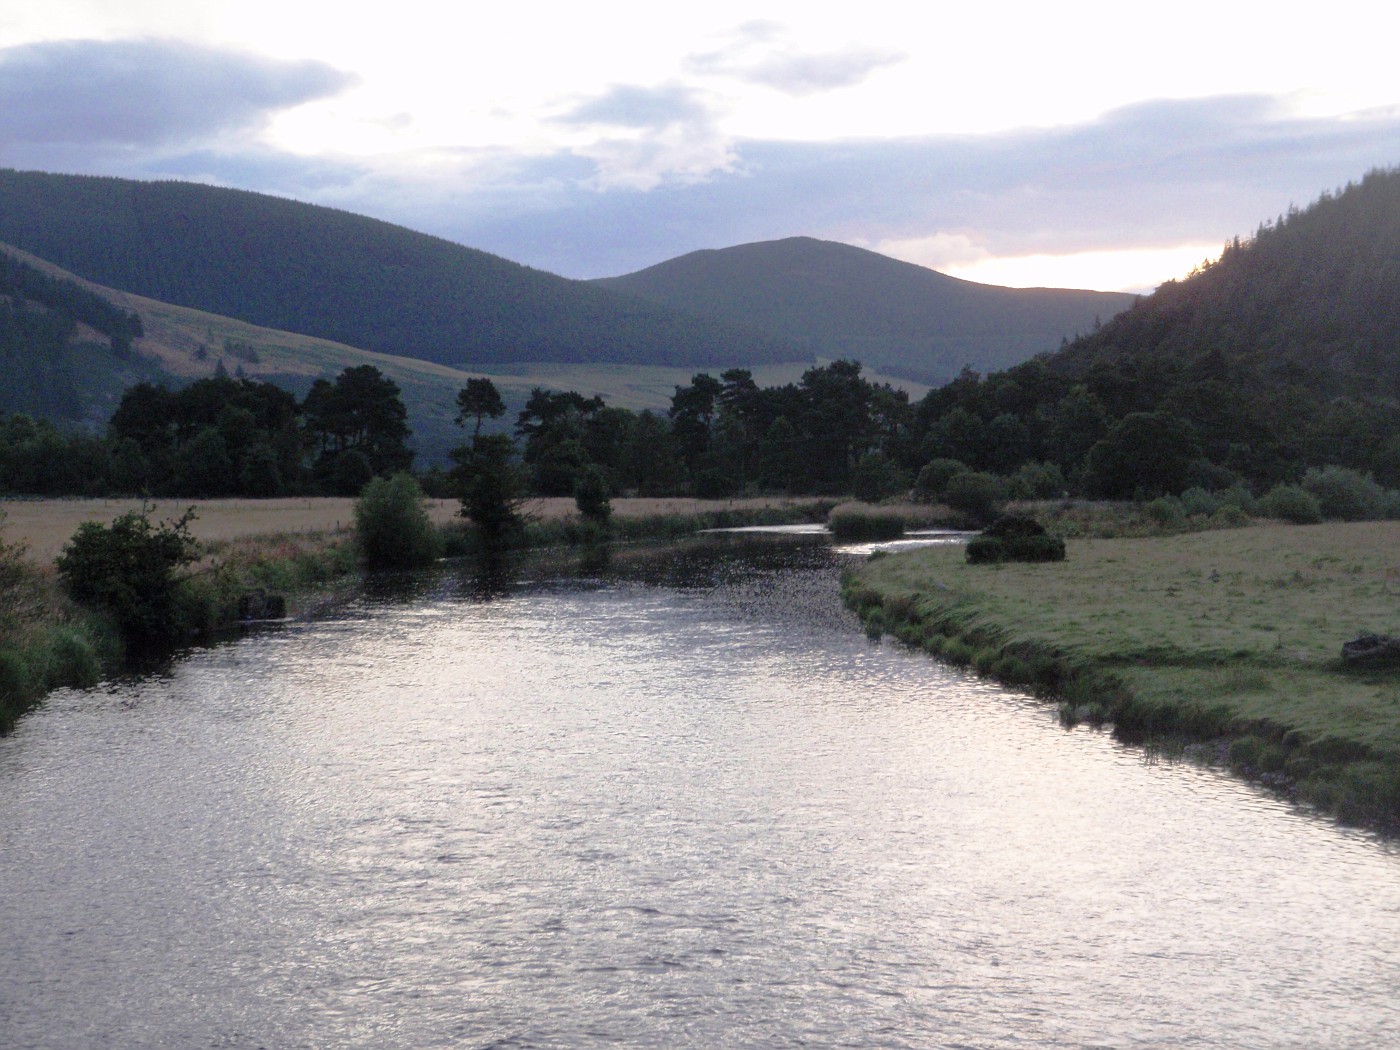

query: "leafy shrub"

left=1216, top=483, right=1255, bottom=511
left=1301, top=465, right=1388, bottom=521
left=574, top=465, right=612, bottom=525
left=1256, top=483, right=1323, bottom=524
left=966, top=515, right=1066, bottom=563
left=912, top=458, right=968, bottom=502
left=1210, top=504, right=1250, bottom=528
left=42, top=627, right=102, bottom=689
left=1010, top=461, right=1066, bottom=500
left=55, top=506, right=200, bottom=652
left=828, top=506, right=905, bottom=540
left=1145, top=496, right=1186, bottom=530
left=942, top=472, right=1006, bottom=522
left=354, top=473, right=441, bottom=570
left=1179, top=486, right=1220, bottom=517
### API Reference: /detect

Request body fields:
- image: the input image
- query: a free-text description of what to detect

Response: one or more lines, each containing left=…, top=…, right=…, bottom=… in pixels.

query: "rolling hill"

left=0, top=169, right=803, bottom=370
left=593, top=237, right=1137, bottom=384
left=0, top=244, right=929, bottom=466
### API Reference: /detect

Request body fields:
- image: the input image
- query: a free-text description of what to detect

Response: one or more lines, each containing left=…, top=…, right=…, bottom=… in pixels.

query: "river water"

left=2, top=534, right=1398, bottom=1048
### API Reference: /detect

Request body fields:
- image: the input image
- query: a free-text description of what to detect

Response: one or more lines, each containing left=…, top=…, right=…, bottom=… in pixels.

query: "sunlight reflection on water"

left=1, top=536, right=1397, bottom=1049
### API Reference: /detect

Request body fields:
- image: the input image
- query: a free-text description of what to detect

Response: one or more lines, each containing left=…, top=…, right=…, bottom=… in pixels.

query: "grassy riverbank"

left=844, top=521, right=1400, bottom=828
left=0, top=496, right=829, bottom=731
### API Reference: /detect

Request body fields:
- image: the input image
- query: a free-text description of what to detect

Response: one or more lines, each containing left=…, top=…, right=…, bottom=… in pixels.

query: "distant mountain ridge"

left=0, top=169, right=803, bottom=370
left=594, top=237, right=1137, bottom=384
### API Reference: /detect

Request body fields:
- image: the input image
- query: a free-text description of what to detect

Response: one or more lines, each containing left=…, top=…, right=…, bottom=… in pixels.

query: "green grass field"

left=847, top=522, right=1400, bottom=825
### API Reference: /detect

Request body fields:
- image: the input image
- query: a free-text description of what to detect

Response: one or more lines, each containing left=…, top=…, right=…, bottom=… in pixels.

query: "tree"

left=304, top=366, right=412, bottom=483
left=573, top=465, right=612, bottom=526
left=456, top=378, right=507, bottom=438
left=1084, top=411, right=1201, bottom=499
left=355, top=473, right=441, bottom=569
left=454, top=434, right=527, bottom=547
left=55, top=505, right=199, bottom=652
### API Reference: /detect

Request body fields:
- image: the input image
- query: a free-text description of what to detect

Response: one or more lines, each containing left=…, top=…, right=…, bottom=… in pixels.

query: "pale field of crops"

left=0, top=496, right=819, bottom=564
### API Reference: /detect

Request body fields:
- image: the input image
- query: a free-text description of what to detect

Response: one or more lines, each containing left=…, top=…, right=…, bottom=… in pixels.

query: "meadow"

left=846, top=521, right=1400, bottom=826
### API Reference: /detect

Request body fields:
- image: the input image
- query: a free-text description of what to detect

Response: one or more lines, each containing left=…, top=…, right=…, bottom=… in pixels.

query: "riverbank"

left=843, top=521, right=1400, bottom=829
left=0, top=496, right=830, bottom=732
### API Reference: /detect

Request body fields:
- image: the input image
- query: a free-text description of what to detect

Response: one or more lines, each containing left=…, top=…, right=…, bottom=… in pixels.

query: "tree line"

left=0, top=366, right=411, bottom=497
left=2, top=349, right=1397, bottom=518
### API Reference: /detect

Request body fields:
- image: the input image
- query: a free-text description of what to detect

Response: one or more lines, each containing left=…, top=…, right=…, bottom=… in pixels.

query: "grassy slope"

left=4, top=244, right=928, bottom=464
left=847, top=523, right=1400, bottom=821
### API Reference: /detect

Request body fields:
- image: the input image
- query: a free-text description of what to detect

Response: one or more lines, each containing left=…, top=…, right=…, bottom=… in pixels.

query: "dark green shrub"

left=354, top=473, right=441, bottom=570
left=1010, top=461, right=1067, bottom=500
left=55, top=506, right=200, bottom=652
left=1179, top=486, right=1220, bottom=517
left=965, top=535, right=1005, bottom=564
left=851, top=452, right=911, bottom=502
left=913, top=459, right=969, bottom=502
left=1009, top=534, right=1068, bottom=561
left=966, top=515, right=1065, bottom=563
left=573, top=465, right=612, bottom=525
left=1210, top=505, right=1250, bottom=529
left=942, top=472, right=1006, bottom=522
left=1301, top=466, right=1388, bottom=521
left=43, top=626, right=103, bottom=689
left=455, top=434, right=528, bottom=548
left=1256, top=483, right=1323, bottom=524
left=1146, top=496, right=1186, bottom=530
left=828, top=508, right=905, bottom=540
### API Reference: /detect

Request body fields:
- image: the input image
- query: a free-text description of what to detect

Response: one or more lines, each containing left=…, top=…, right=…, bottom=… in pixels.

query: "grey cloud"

left=700, top=45, right=906, bottom=95
left=553, top=83, right=711, bottom=130
left=441, top=94, right=1400, bottom=276
left=686, top=23, right=905, bottom=96
left=0, top=38, right=357, bottom=150
left=7, top=87, right=1395, bottom=287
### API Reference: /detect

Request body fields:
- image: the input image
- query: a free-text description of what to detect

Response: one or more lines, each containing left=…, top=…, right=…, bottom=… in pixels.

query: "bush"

left=828, top=506, right=905, bottom=540
left=1210, top=504, right=1250, bottom=529
left=1256, top=483, right=1323, bottom=524
left=1179, top=486, right=1220, bottom=517
left=1145, top=496, right=1186, bottom=530
left=966, top=515, right=1066, bottom=563
left=354, top=473, right=441, bottom=570
left=573, top=465, right=612, bottom=525
left=851, top=452, right=911, bottom=502
left=1301, top=465, right=1389, bottom=521
left=55, top=506, right=200, bottom=652
left=913, top=459, right=969, bottom=502
left=942, top=472, right=1007, bottom=522
left=1010, top=461, right=1066, bottom=500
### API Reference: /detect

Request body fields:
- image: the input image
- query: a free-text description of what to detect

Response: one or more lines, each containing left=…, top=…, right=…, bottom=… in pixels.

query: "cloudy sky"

left=2, top=1, right=1398, bottom=291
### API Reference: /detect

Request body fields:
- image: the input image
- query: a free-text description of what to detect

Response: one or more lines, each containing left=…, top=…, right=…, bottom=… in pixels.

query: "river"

left=2, top=533, right=1397, bottom=1048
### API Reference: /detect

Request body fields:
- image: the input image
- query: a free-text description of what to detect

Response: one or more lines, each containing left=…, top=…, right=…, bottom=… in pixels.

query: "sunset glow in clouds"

left=3, top=1, right=1399, bottom=290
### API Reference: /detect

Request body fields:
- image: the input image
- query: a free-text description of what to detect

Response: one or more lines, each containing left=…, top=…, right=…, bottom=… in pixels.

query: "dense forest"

left=0, top=169, right=802, bottom=369
left=913, top=167, right=1400, bottom=496
left=595, top=237, right=1135, bottom=385
left=0, top=367, right=413, bottom=497
left=0, top=250, right=149, bottom=421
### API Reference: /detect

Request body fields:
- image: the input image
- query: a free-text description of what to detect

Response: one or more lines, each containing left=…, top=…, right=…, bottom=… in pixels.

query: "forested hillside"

left=913, top=167, right=1400, bottom=495
left=0, top=250, right=156, bottom=422
left=0, top=169, right=802, bottom=369
left=594, top=237, right=1136, bottom=384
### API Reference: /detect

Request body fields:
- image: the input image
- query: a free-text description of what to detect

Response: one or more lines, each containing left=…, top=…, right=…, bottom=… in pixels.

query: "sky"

left=2, top=2, right=1399, bottom=292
